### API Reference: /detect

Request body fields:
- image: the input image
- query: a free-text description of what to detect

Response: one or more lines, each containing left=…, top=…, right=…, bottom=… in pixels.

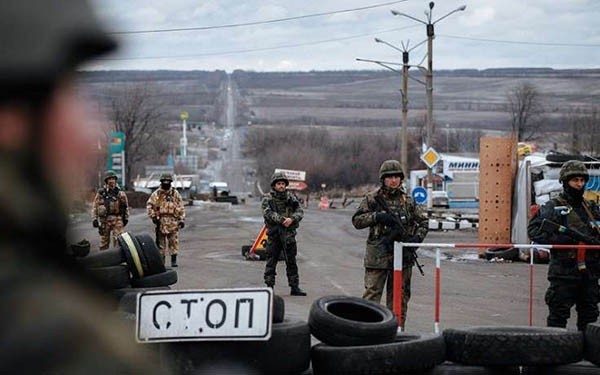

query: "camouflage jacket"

left=352, top=187, right=429, bottom=269
left=146, top=187, right=185, bottom=234
left=261, top=190, right=303, bottom=239
left=92, top=185, right=129, bottom=221
left=528, top=192, right=600, bottom=279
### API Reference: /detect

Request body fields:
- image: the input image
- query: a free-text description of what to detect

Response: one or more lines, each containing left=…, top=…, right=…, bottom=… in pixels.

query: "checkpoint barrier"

left=393, top=242, right=600, bottom=333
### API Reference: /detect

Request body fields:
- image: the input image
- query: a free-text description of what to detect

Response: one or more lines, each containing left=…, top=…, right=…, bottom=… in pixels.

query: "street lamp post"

left=445, top=123, right=450, bottom=152
left=391, top=2, right=466, bottom=209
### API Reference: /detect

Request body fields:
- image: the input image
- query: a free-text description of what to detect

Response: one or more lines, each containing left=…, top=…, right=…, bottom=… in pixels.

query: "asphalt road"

left=69, top=198, right=559, bottom=333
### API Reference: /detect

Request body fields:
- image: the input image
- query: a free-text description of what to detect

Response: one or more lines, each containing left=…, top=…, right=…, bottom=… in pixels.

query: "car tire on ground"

left=272, top=294, right=284, bottom=323
left=135, top=233, right=166, bottom=275
left=585, top=323, right=600, bottom=365
left=484, top=247, right=519, bottom=261
left=444, top=326, right=583, bottom=366
left=117, top=286, right=172, bottom=314
left=429, top=362, right=521, bottom=374
left=308, top=295, right=398, bottom=347
left=311, top=333, right=445, bottom=375
left=241, top=245, right=251, bottom=256
left=78, top=247, right=124, bottom=268
left=131, top=268, right=178, bottom=288
left=118, top=232, right=147, bottom=279
left=88, top=264, right=131, bottom=289
left=522, top=361, right=600, bottom=375
left=161, top=319, right=310, bottom=375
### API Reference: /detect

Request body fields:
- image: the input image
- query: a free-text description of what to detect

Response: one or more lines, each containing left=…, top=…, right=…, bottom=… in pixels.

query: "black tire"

left=70, top=239, right=91, bottom=257
left=308, top=295, right=398, bottom=347
left=253, top=247, right=268, bottom=260
left=117, top=286, right=171, bottom=314
left=430, top=362, right=521, bottom=374
left=118, top=232, right=146, bottom=279
left=311, top=333, right=445, bottom=375
left=87, top=264, right=131, bottom=289
left=272, top=294, right=284, bottom=323
left=241, top=245, right=251, bottom=256
left=131, top=269, right=178, bottom=288
left=522, top=361, right=600, bottom=375
left=444, top=326, right=583, bottom=366
left=161, top=319, right=310, bottom=375
left=484, top=247, right=519, bottom=261
left=585, top=323, right=600, bottom=365
left=135, top=233, right=166, bottom=275
left=78, top=247, right=124, bottom=268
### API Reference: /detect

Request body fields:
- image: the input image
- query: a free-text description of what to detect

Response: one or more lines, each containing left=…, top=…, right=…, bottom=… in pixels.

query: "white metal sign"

left=275, top=168, right=306, bottom=181
left=136, top=288, right=272, bottom=343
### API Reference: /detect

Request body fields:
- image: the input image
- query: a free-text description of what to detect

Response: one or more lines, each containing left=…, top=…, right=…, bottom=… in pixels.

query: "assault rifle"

left=541, top=219, right=600, bottom=245
left=374, top=196, right=425, bottom=276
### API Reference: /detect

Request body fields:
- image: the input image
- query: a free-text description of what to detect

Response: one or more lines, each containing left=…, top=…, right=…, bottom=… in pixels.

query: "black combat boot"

left=290, top=286, right=306, bottom=296
left=171, top=254, right=178, bottom=267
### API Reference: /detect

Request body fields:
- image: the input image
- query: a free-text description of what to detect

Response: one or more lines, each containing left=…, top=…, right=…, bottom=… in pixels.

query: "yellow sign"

left=421, top=147, right=441, bottom=168
left=180, top=111, right=189, bottom=120
left=251, top=225, right=269, bottom=252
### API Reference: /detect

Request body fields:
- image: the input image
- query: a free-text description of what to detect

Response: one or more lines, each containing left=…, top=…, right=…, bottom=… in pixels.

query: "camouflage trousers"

left=546, top=276, right=600, bottom=331
left=98, top=216, right=125, bottom=250
left=264, top=238, right=299, bottom=288
left=363, top=267, right=412, bottom=327
left=156, top=231, right=179, bottom=256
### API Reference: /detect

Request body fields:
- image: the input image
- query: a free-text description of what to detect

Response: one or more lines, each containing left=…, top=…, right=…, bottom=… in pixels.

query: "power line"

left=100, top=25, right=419, bottom=61
left=109, top=0, right=408, bottom=35
left=439, top=34, right=600, bottom=48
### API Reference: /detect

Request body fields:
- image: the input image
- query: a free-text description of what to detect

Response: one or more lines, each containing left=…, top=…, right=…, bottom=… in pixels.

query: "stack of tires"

left=77, top=232, right=178, bottom=309
left=160, top=294, right=312, bottom=375
left=309, top=296, right=446, bottom=374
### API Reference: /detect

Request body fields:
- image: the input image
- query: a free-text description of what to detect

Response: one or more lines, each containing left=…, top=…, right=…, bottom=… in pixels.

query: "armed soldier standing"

left=528, top=160, right=600, bottom=331
left=263, top=172, right=307, bottom=296
left=92, top=170, right=129, bottom=250
left=146, top=173, right=185, bottom=267
left=352, top=160, right=428, bottom=327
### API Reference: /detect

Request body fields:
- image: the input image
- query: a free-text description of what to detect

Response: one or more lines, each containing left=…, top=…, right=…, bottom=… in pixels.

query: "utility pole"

left=392, top=2, right=466, bottom=210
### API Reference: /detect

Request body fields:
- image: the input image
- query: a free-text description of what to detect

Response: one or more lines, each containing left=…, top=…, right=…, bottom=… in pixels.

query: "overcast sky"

left=87, top=0, right=600, bottom=72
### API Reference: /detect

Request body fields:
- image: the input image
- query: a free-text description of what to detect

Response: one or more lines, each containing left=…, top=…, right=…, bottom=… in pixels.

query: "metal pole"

left=401, top=51, right=409, bottom=175
left=425, top=23, right=434, bottom=210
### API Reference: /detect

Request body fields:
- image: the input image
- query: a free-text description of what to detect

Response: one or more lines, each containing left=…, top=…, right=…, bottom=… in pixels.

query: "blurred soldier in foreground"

left=147, top=173, right=186, bottom=267
left=263, top=172, right=307, bottom=296
left=0, top=1, right=163, bottom=373
left=92, top=170, right=129, bottom=250
left=529, top=160, right=600, bottom=331
left=352, top=160, right=429, bottom=327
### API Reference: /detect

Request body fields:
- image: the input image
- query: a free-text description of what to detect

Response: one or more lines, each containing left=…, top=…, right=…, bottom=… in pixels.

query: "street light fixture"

left=390, top=1, right=466, bottom=210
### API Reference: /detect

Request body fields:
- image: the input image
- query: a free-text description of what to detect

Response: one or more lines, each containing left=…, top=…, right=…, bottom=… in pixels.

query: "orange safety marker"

left=249, top=225, right=268, bottom=256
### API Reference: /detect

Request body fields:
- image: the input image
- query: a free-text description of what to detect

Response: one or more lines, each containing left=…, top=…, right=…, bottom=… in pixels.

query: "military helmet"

left=379, top=160, right=405, bottom=180
left=270, top=171, right=289, bottom=187
left=103, top=170, right=117, bottom=183
left=0, top=0, right=116, bottom=97
left=559, top=160, right=589, bottom=183
left=160, top=173, right=173, bottom=182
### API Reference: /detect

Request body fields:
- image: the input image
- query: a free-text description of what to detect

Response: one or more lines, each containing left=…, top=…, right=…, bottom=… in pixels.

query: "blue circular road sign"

left=412, top=186, right=427, bottom=204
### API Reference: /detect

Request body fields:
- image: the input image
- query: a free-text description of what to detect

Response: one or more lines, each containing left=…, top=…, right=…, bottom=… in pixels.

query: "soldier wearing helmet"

left=146, top=172, right=185, bottom=267
left=0, top=0, right=161, bottom=373
left=262, top=171, right=306, bottom=296
left=529, top=160, right=600, bottom=331
left=352, top=160, right=429, bottom=327
left=92, top=170, right=130, bottom=250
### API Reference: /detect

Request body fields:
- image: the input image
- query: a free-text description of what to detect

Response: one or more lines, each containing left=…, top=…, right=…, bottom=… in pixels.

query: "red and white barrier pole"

left=435, top=248, right=441, bottom=333
left=393, top=242, right=403, bottom=328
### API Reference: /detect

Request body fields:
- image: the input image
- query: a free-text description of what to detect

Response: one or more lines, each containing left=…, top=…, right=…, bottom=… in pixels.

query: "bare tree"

left=506, top=82, right=544, bottom=141
left=108, top=83, right=169, bottom=187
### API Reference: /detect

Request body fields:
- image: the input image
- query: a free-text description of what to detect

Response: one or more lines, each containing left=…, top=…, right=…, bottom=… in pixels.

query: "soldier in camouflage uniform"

left=92, top=170, right=129, bottom=250
left=528, top=160, right=600, bottom=331
left=263, top=172, right=307, bottom=296
left=146, top=173, right=185, bottom=267
left=0, top=1, right=163, bottom=373
left=352, top=160, right=429, bottom=326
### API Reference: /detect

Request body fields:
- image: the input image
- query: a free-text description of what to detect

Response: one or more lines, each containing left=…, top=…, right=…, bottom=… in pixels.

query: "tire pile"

left=76, top=232, right=178, bottom=310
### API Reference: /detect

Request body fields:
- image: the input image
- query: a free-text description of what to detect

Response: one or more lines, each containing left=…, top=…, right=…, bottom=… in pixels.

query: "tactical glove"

left=375, top=212, right=396, bottom=226
left=152, top=216, right=160, bottom=225
left=178, top=221, right=185, bottom=229
left=92, top=219, right=99, bottom=228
